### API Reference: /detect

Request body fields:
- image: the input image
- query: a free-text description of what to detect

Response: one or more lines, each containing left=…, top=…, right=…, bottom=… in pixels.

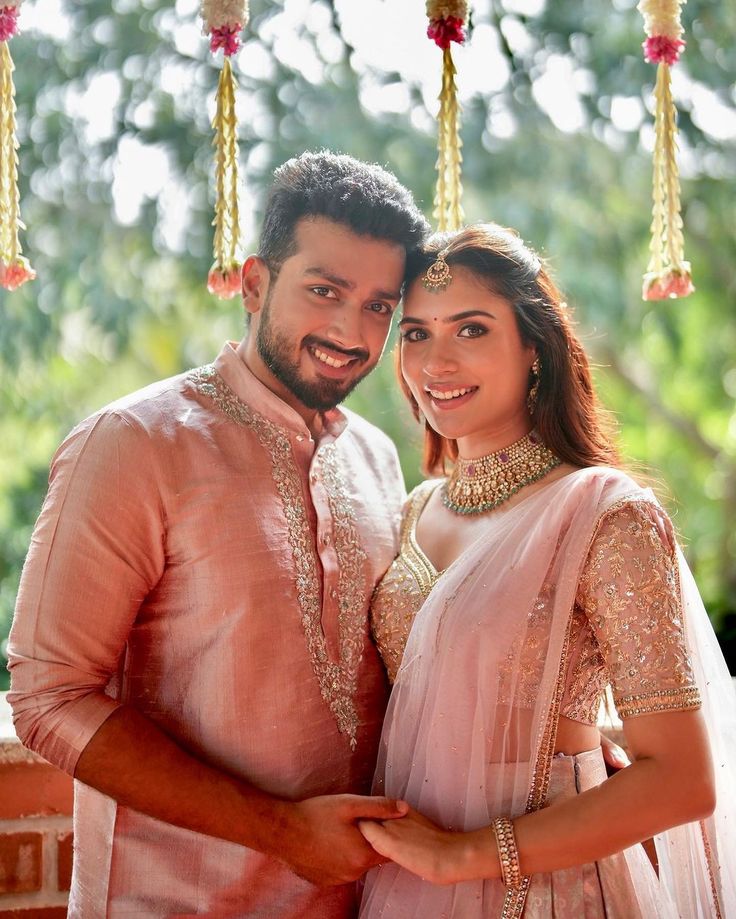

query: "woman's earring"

left=527, top=357, right=541, bottom=414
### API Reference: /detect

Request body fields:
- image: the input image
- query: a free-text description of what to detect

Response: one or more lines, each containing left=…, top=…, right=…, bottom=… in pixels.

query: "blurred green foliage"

left=1, top=0, right=734, bottom=689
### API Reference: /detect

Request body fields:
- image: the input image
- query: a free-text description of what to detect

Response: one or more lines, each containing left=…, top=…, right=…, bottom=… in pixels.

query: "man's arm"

left=75, top=705, right=405, bottom=886
left=8, top=410, right=402, bottom=886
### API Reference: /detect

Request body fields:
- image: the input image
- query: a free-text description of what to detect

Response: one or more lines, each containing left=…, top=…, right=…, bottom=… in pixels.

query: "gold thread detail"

left=188, top=365, right=364, bottom=747
left=699, top=819, right=724, bottom=919
left=615, top=685, right=700, bottom=719
left=503, top=493, right=647, bottom=917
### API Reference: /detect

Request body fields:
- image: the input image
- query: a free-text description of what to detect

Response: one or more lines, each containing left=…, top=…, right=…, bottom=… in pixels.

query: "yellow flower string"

left=639, top=0, right=693, bottom=300
left=209, top=56, right=240, bottom=298
left=435, top=47, right=464, bottom=232
left=0, top=4, right=35, bottom=291
left=426, top=1, right=468, bottom=233
left=201, top=1, right=249, bottom=299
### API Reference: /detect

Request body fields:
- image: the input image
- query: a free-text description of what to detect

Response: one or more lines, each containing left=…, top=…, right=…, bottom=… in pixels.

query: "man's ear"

left=241, top=256, right=271, bottom=317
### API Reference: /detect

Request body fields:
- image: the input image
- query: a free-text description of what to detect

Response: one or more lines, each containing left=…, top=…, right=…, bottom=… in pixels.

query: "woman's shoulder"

left=562, top=465, right=652, bottom=505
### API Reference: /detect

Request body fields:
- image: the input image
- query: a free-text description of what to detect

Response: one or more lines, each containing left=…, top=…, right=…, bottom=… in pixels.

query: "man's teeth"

left=427, top=387, right=475, bottom=401
left=313, top=347, right=351, bottom=368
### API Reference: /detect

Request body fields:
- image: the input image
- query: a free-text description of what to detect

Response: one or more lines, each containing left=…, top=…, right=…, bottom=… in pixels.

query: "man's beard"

left=256, top=304, right=374, bottom=412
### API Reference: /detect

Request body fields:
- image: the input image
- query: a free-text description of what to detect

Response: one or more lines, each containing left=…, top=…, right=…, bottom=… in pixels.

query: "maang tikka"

left=422, top=248, right=452, bottom=292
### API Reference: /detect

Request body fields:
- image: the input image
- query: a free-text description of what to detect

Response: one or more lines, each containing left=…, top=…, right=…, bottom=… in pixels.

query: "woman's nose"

left=422, top=341, right=458, bottom=376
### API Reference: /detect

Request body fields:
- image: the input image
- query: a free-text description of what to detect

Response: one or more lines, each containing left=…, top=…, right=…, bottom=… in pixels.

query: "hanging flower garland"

left=638, top=0, right=694, bottom=301
left=0, top=0, right=35, bottom=291
left=201, top=1, right=248, bottom=299
left=426, top=1, right=468, bottom=232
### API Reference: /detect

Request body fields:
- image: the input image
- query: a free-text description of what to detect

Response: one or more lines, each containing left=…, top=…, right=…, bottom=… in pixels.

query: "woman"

left=358, top=225, right=735, bottom=917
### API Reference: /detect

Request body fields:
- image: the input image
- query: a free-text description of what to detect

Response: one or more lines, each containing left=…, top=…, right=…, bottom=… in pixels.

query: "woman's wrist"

left=455, top=827, right=503, bottom=882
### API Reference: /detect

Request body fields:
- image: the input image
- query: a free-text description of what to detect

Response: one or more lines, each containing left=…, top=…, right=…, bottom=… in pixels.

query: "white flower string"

left=426, top=1, right=469, bottom=232
left=0, top=0, right=35, bottom=291
left=638, top=0, right=694, bottom=300
left=201, top=0, right=249, bottom=299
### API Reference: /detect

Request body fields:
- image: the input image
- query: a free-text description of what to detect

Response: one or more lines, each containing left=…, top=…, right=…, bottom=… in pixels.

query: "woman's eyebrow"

left=399, top=309, right=497, bottom=327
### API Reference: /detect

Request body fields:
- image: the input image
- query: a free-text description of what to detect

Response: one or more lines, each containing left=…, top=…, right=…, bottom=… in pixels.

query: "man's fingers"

left=600, top=733, right=631, bottom=768
left=346, top=796, right=409, bottom=820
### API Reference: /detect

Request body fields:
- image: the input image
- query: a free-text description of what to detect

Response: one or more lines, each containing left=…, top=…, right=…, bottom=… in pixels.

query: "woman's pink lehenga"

left=361, top=467, right=735, bottom=918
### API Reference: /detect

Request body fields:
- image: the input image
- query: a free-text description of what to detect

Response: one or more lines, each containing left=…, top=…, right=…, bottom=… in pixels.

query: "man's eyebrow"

left=303, top=267, right=401, bottom=301
left=303, top=267, right=354, bottom=290
left=398, top=309, right=497, bottom=327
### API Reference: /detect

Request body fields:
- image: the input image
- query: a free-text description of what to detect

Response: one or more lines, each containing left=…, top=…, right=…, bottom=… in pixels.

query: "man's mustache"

left=304, top=336, right=369, bottom=364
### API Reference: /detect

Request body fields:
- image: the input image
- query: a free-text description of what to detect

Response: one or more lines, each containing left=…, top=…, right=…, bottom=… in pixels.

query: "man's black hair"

left=258, top=151, right=429, bottom=275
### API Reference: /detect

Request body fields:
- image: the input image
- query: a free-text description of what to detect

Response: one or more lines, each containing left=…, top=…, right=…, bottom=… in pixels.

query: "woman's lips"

left=424, top=385, right=478, bottom=410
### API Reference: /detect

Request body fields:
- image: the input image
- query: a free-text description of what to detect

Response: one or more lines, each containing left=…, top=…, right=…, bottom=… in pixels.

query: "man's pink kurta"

left=8, top=341, right=405, bottom=918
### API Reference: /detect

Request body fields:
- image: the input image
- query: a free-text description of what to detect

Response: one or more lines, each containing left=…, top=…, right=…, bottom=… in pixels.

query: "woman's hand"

left=358, top=807, right=494, bottom=886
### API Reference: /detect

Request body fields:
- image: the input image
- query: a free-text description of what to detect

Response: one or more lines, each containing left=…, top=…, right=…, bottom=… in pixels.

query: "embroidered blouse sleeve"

left=576, top=499, right=701, bottom=719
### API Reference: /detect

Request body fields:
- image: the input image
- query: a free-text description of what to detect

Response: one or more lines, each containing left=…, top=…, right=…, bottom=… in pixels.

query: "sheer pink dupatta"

left=364, top=468, right=734, bottom=918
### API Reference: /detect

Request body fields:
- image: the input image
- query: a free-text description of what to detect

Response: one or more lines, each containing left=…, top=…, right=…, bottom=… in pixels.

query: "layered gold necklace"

left=442, top=431, right=561, bottom=516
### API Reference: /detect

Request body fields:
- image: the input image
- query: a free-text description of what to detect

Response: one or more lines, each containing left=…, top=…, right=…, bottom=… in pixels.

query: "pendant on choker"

left=442, top=432, right=561, bottom=515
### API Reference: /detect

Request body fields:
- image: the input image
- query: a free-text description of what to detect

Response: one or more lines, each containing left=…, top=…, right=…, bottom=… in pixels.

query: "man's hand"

left=272, top=795, right=409, bottom=887
left=600, top=731, right=630, bottom=771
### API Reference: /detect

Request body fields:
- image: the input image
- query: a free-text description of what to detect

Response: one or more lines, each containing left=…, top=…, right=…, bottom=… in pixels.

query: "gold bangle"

left=491, top=816, right=523, bottom=889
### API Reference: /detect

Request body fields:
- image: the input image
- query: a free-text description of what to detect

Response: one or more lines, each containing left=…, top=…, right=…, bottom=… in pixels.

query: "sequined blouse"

left=370, top=479, right=701, bottom=724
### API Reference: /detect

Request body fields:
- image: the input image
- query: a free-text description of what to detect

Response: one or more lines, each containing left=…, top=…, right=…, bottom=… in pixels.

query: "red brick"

left=0, top=909, right=68, bottom=918
left=0, top=762, right=73, bottom=819
left=56, top=831, right=73, bottom=891
left=0, top=832, right=42, bottom=894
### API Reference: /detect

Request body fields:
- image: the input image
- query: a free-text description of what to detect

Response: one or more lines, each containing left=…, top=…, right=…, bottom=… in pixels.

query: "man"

left=8, top=151, right=429, bottom=918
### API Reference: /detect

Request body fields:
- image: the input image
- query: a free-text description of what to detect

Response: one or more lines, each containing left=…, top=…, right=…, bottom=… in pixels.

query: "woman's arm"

left=359, top=498, right=714, bottom=885
left=359, top=706, right=714, bottom=884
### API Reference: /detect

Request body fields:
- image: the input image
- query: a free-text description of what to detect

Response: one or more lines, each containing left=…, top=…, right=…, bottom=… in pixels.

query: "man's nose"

left=325, top=305, right=365, bottom=350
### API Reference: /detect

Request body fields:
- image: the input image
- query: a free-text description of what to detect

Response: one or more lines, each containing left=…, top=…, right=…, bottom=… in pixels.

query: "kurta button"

left=330, top=587, right=338, bottom=600
left=322, top=533, right=331, bottom=546
left=310, top=473, right=318, bottom=485
left=295, top=433, right=305, bottom=442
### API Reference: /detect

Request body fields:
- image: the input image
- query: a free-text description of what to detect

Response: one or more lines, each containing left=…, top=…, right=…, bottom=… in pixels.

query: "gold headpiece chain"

left=422, top=248, right=452, bottom=292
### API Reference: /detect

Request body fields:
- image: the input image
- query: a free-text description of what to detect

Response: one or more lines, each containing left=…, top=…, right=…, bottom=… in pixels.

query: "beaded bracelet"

left=491, top=816, right=523, bottom=889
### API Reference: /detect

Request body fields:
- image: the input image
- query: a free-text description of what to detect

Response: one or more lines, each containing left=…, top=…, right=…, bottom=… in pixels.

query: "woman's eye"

left=401, top=328, right=428, bottom=342
left=458, top=324, right=487, bottom=338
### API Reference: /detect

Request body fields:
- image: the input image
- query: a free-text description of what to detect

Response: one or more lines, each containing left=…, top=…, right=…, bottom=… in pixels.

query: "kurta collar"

left=212, top=341, right=348, bottom=441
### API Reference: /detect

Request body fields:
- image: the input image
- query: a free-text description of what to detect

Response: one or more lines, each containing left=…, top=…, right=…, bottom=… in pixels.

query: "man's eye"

left=311, top=286, right=336, bottom=298
left=367, top=302, right=392, bottom=315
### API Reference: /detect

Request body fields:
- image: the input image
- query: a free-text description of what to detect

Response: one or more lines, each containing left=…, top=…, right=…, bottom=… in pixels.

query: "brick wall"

left=0, top=694, right=71, bottom=918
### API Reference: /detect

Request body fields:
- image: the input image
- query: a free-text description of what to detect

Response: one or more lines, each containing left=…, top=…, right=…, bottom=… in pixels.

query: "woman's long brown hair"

left=398, top=224, right=621, bottom=476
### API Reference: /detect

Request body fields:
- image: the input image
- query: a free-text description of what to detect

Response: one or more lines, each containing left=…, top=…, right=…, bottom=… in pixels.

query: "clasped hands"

left=279, top=734, right=629, bottom=887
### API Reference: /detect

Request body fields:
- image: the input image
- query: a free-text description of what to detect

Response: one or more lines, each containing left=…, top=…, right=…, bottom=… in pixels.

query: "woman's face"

left=399, top=265, right=537, bottom=457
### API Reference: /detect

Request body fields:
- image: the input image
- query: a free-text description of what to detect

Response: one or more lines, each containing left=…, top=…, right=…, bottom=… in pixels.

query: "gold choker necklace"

left=442, top=432, right=561, bottom=516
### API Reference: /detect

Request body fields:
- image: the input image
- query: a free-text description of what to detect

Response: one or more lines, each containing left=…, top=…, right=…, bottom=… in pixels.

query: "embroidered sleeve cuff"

left=615, top=685, right=702, bottom=719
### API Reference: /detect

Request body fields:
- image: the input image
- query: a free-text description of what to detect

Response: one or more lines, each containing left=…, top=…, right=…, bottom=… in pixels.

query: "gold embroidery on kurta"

left=188, top=365, right=365, bottom=747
